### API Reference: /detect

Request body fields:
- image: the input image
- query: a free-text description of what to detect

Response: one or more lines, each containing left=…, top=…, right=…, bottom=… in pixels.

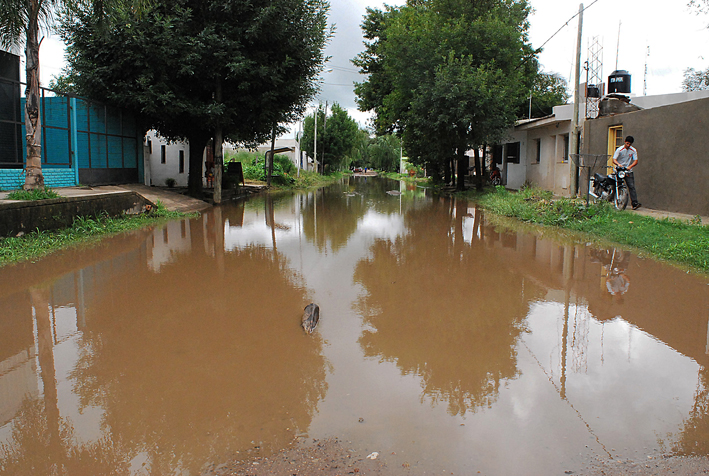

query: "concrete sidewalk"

left=630, top=206, right=708, bottom=225
left=0, top=184, right=213, bottom=213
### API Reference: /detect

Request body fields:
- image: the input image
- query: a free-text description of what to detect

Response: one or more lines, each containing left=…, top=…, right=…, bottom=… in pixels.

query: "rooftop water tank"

left=608, top=70, right=631, bottom=94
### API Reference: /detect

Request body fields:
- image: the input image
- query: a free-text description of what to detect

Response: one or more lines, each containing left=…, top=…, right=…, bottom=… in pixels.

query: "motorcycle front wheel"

left=614, top=187, right=629, bottom=210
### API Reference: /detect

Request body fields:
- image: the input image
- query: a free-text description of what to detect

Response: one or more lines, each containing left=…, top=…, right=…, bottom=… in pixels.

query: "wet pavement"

left=0, top=177, right=708, bottom=475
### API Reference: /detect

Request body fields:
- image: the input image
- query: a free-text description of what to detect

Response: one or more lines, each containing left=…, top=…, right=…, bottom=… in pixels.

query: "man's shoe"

left=632, top=203, right=641, bottom=210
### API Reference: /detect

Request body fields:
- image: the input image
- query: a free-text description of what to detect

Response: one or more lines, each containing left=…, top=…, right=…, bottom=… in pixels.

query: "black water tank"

left=608, top=70, right=631, bottom=94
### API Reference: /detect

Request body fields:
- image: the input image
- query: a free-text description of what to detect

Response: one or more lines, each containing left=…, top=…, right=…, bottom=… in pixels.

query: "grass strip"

left=467, top=186, right=709, bottom=274
left=0, top=201, right=196, bottom=267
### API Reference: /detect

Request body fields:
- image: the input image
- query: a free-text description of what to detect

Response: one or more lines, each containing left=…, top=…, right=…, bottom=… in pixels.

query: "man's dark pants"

left=624, top=172, right=639, bottom=206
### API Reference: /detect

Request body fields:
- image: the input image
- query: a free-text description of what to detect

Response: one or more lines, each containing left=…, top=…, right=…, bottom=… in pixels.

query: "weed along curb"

left=0, top=191, right=154, bottom=237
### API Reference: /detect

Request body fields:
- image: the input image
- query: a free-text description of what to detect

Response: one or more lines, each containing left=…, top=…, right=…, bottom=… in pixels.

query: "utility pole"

left=569, top=3, right=583, bottom=197
left=321, top=101, right=328, bottom=174
left=314, top=104, right=318, bottom=174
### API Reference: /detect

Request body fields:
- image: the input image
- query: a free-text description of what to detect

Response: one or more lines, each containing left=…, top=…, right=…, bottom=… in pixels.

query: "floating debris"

left=386, top=190, right=402, bottom=196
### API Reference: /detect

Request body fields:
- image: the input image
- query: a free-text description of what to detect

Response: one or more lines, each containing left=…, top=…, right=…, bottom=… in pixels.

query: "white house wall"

left=144, top=131, right=190, bottom=187
left=504, top=130, right=527, bottom=190
left=523, top=123, right=572, bottom=196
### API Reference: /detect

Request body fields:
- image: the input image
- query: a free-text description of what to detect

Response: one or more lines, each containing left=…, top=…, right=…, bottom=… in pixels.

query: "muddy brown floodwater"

left=1, top=177, right=709, bottom=476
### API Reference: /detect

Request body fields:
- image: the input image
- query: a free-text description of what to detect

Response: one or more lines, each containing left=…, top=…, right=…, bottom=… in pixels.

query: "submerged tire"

left=615, top=188, right=629, bottom=210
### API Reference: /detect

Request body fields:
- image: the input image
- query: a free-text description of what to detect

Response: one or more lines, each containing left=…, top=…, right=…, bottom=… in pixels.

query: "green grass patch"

left=0, top=201, right=197, bottom=267
left=6, top=188, right=61, bottom=200
left=468, top=186, right=709, bottom=273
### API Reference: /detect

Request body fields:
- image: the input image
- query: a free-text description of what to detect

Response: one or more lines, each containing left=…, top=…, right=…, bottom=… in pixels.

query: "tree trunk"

left=214, top=79, right=223, bottom=203
left=267, top=125, right=276, bottom=186
left=444, top=158, right=451, bottom=185
left=24, top=8, right=44, bottom=190
left=456, top=147, right=468, bottom=191
left=187, top=132, right=210, bottom=198
left=474, top=148, right=482, bottom=191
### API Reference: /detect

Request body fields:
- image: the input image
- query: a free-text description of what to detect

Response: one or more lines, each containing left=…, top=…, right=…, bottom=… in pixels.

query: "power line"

left=535, top=0, right=603, bottom=53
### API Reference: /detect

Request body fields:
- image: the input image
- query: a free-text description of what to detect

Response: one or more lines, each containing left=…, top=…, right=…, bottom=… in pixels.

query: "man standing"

left=612, top=135, right=641, bottom=210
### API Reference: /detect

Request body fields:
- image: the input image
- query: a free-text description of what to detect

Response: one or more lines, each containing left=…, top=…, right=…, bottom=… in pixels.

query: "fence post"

left=70, top=97, right=79, bottom=185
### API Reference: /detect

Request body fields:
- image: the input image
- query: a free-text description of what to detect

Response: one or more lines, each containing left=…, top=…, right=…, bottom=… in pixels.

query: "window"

left=179, top=150, right=185, bottom=173
left=533, top=139, right=541, bottom=164
left=563, top=134, right=569, bottom=162
left=506, top=142, right=520, bottom=164
left=607, top=125, right=623, bottom=167
left=161, top=145, right=166, bottom=164
left=492, top=145, right=503, bottom=165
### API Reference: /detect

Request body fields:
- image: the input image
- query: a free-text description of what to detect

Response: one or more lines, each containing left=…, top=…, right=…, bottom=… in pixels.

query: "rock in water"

left=302, top=303, right=320, bottom=334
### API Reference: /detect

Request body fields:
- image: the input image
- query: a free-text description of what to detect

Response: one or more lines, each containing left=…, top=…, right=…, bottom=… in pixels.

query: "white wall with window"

left=143, top=131, right=191, bottom=187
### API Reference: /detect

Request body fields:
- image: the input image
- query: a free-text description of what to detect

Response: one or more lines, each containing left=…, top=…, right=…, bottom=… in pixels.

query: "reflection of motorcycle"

left=590, top=247, right=631, bottom=296
left=589, top=166, right=629, bottom=210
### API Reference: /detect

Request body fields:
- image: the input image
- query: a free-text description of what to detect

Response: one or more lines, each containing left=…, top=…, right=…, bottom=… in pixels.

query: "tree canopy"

left=299, top=103, right=360, bottom=172
left=682, top=67, right=709, bottom=91
left=353, top=0, right=540, bottom=189
left=59, top=0, right=331, bottom=196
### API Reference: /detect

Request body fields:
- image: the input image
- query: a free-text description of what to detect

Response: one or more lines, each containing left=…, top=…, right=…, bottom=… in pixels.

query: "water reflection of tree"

left=302, top=180, right=369, bottom=252
left=2, top=216, right=328, bottom=475
left=71, top=239, right=326, bottom=473
left=0, top=398, right=129, bottom=476
left=673, top=367, right=709, bottom=455
left=354, top=199, right=543, bottom=415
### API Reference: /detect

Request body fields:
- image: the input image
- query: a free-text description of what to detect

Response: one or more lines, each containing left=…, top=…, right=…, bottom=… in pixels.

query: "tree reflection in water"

left=354, top=198, right=545, bottom=416
left=0, top=214, right=328, bottom=475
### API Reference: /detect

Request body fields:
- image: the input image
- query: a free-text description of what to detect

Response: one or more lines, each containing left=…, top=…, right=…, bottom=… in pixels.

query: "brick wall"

left=0, top=168, right=77, bottom=191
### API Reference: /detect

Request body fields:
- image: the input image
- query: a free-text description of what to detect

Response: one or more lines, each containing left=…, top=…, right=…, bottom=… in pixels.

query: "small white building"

left=143, top=131, right=192, bottom=187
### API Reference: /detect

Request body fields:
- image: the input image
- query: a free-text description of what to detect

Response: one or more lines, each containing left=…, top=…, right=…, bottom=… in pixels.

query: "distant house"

left=495, top=89, right=709, bottom=217
left=143, top=131, right=192, bottom=187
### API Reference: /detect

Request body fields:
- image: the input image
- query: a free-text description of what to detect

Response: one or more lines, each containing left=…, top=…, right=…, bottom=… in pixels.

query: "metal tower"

left=585, top=36, right=603, bottom=119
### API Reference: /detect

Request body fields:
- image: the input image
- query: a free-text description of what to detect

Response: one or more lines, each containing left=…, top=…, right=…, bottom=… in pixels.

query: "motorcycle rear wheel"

left=614, top=187, right=629, bottom=210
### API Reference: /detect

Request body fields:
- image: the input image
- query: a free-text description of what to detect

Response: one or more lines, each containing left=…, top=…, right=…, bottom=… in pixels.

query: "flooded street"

left=1, top=176, right=709, bottom=475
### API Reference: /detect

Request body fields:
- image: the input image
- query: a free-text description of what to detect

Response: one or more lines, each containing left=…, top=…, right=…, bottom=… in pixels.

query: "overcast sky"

left=33, top=0, right=709, bottom=132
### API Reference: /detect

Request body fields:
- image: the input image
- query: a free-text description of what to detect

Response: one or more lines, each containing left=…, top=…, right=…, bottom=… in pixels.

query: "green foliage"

left=522, top=72, right=569, bottom=119
left=368, top=134, right=401, bottom=172
left=59, top=0, right=331, bottom=195
left=353, top=0, right=537, bottom=180
left=682, top=67, right=709, bottom=91
left=300, top=103, right=361, bottom=171
left=6, top=188, right=60, bottom=200
left=474, top=186, right=709, bottom=273
left=0, top=203, right=196, bottom=267
left=237, top=152, right=296, bottom=185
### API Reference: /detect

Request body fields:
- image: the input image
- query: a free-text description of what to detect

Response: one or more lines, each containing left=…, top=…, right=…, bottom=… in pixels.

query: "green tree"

left=299, top=103, right=359, bottom=172
left=60, top=0, right=330, bottom=197
left=368, top=134, right=401, bottom=172
left=354, top=0, right=538, bottom=190
left=522, top=72, right=569, bottom=119
left=682, top=67, right=709, bottom=91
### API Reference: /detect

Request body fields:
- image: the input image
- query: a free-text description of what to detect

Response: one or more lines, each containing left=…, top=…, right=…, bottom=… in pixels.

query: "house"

left=496, top=89, right=709, bottom=217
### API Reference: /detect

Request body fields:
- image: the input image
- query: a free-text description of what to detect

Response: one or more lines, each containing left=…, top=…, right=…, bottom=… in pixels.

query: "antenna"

left=615, top=21, right=621, bottom=70
left=643, top=45, right=650, bottom=95
left=586, top=36, right=603, bottom=119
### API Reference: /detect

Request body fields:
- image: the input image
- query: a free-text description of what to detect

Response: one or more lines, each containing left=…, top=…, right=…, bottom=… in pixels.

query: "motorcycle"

left=588, top=166, right=630, bottom=210
left=489, top=167, right=502, bottom=186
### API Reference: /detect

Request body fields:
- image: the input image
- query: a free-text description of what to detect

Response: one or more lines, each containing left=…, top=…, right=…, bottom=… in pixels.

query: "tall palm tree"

left=0, top=0, right=59, bottom=189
